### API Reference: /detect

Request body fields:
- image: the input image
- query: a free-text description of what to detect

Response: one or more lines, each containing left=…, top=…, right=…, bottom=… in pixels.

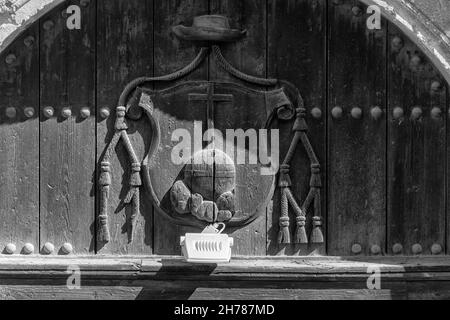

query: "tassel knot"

left=278, top=164, right=292, bottom=187
left=293, top=108, right=308, bottom=132
left=129, top=163, right=142, bottom=187
left=310, top=164, right=322, bottom=188
left=311, top=216, right=324, bottom=244
left=115, top=106, right=128, bottom=131
left=295, top=215, right=308, bottom=244
left=296, top=215, right=306, bottom=226
left=99, top=162, right=111, bottom=186
left=278, top=216, right=290, bottom=244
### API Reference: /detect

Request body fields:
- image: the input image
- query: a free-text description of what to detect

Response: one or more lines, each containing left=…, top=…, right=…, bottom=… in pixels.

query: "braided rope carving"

left=277, top=108, right=323, bottom=245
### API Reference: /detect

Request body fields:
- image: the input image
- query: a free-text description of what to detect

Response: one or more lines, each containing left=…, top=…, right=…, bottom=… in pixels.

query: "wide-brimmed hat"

left=172, top=15, right=247, bottom=42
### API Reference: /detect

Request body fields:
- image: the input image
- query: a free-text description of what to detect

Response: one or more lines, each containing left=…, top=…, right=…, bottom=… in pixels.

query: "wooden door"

left=0, top=0, right=448, bottom=258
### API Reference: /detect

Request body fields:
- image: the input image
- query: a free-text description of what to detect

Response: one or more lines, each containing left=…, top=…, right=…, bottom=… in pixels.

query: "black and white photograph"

left=0, top=0, right=449, bottom=306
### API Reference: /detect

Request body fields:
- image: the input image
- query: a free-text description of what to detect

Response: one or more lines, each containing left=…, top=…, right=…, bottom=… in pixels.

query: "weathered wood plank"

left=40, top=1, right=96, bottom=255
left=152, top=0, right=209, bottom=255
left=387, top=24, right=447, bottom=255
left=0, top=285, right=398, bottom=300
left=1, top=278, right=450, bottom=300
left=327, top=1, right=387, bottom=256
left=96, top=0, right=154, bottom=254
left=448, top=82, right=450, bottom=256
left=209, top=0, right=268, bottom=256
left=0, top=25, right=39, bottom=253
left=267, top=0, right=327, bottom=256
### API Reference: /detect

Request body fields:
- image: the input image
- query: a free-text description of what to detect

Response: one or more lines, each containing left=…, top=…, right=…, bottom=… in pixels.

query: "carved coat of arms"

left=97, top=15, right=323, bottom=247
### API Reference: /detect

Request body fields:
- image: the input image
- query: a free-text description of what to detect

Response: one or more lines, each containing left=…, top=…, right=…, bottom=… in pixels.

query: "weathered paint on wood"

left=387, top=24, right=447, bottom=255
left=39, top=1, right=96, bottom=255
left=267, top=0, right=326, bottom=256
left=0, top=26, right=39, bottom=253
left=327, top=1, right=387, bottom=256
left=209, top=0, right=268, bottom=256
left=96, top=0, right=154, bottom=255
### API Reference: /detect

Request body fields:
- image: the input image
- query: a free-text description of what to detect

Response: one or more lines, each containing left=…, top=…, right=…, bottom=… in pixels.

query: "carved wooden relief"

left=97, top=15, right=323, bottom=246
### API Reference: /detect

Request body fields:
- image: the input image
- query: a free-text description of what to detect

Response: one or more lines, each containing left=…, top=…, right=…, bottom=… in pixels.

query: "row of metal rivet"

left=0, top=107, right=111, bottom=120
left=2, top=242, right=73, bottom=255
left=309, top=106, right=445, bottom=120
left=351, top=243, right=443, bottom=255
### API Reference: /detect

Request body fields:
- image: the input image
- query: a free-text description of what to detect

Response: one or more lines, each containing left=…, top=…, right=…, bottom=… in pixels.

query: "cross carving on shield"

left=188, top=83, right=234, bottom=130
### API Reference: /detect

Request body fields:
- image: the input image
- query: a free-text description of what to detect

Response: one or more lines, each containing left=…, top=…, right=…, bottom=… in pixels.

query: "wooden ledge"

left=0, top=256, right=450, bottom=299
left=0, top=255, right=449, bottom=280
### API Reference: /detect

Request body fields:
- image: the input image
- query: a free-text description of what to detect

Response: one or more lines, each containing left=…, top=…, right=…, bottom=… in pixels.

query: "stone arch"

left=1, top=0, right=449, bottom=82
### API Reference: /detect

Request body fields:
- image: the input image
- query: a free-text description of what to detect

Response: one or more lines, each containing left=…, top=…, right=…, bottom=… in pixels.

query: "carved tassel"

left=295, top=216, right=308, bottom=244
left=128, top=189, right=140, bottom=243
left=98, top=161, right=111, bottom=243
left=311, top=189, right=324, bottom=244
left=310, top=164, right=322, bottom=188
left=278, top=164, right=292, bottom=187
left=98, top=213, right=110, bottom=243
left=115, top=106, right=128, bottom=131
left=292, top=108, right=308, bottom=132
left=284, top=188, right=307, bottom=244
left=278, top=191, right=290, bottom=244
left=311, top=216, right=324, bottom=244
left=125, top=163, right=142, bottom=243
left=129, top=163, right=142, bottom=188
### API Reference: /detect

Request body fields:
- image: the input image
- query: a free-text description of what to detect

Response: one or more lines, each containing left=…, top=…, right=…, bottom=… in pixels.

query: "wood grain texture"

left=96, top=0, right=154, bottom=254
left=152, top=0, right=209, bottom=255
left=40, top=1, right=96, bottom=255
left=0, top=26, right=39, bottom=252
left=209, top=0, right=267, bottom=256
left=387, top=24, right=447, bottom=255
left=267, top=0, right=326, bottom=256
left=0, top=255, right=450, bottom=299
left=327, top=0, right=387, bottom=256
left=448, top=82, right=450, bottom=256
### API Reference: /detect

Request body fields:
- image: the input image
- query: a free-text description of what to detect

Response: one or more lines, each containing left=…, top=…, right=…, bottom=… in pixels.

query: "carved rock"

left=170, top=180, right=192, bottom=214
left=216, top=191, right=235, bottom=213
left=191, top=200, right=218, bottom=223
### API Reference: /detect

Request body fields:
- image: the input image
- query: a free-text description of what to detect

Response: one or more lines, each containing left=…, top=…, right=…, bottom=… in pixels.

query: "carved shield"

left=138, top=81, right=293, bottom=229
